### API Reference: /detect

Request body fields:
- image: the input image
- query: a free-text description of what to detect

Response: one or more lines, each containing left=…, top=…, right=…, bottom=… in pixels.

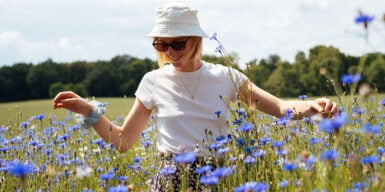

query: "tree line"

left=0, top=45, right=384, bottom=102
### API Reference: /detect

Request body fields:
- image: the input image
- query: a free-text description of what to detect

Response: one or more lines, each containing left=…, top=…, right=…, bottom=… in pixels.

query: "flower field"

left=1, top=93, right=385, bottom=191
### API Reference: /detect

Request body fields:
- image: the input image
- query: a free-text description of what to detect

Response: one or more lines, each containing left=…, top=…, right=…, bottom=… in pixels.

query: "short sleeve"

left=227, top=67, right=249, bottom=89
left=135, top=71, right=155, bottom=110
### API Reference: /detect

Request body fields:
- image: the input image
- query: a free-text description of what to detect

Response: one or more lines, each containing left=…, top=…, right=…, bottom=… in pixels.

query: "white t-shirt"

left=135, top=61, right=248, bottom=155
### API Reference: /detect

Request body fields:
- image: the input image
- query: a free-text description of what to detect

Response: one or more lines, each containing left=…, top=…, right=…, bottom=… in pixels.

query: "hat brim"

left=147, top=23, right=208, bottom=38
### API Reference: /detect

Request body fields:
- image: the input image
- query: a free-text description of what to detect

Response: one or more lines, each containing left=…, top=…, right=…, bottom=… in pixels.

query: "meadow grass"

left=0, top=97, right=135, bottom=126
left=1, top=93, right=385, bottom=191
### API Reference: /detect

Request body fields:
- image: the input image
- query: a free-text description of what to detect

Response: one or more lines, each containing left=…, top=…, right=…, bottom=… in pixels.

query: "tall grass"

left=1, top=93, right=385, bottom=191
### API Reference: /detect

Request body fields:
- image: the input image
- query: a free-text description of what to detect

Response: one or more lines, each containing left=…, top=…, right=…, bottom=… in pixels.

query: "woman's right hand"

left=53, top=91, right=93, bottom=116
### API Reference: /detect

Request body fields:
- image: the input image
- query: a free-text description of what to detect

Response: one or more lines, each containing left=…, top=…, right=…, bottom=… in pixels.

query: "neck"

left=174, top=60, right=202, bottom=72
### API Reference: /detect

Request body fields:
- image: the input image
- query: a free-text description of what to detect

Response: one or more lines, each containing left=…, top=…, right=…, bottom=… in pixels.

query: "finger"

left=311, top=101, right=324, bottom=113
left=53, top=91, right=78, bottom=102
left=324, top=100, right=333, bottom=111
left=53, top=98, right=77, bottom=110
left=330, top=102, right=338, bottom=115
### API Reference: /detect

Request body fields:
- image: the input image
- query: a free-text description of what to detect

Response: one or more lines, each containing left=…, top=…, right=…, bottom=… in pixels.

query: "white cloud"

left=0, top=0, right=384, bottom=67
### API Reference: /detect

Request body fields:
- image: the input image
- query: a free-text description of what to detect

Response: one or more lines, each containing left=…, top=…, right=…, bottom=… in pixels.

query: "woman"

left=53, top=2, right=337, bottom=191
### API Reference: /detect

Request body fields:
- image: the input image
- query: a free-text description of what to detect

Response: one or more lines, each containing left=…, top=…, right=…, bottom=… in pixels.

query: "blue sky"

left=0, top=0, right=384, bottom=68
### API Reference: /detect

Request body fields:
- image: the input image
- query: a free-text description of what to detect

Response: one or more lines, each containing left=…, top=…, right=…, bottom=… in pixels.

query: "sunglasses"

left=152, top=37, right=191, bottom=52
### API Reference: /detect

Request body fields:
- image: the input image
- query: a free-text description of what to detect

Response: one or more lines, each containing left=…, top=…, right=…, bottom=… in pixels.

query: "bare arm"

left=53, top=91, right=152, bottom=152
left=239, top=81, right=337, bottom=119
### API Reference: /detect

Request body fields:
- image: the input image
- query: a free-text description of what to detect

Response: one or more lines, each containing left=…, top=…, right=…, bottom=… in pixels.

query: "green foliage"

left=364, top=54, right=385, bottom=91
left=26, top=59, right=69, bottom=99
left=0, top=47, right=384, bottom=102
left=49, top=82, right=88, bottom=98
left=0, top=63, right=33, bottom=102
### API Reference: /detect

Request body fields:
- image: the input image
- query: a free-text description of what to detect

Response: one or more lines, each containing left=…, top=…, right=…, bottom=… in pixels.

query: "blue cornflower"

left=355, top=14, right=374, bottom=24
left=341, top=73, right=361, bottom=84
left=10, top=162, right=35, bottom=178
left=361, top=123, right=382, bottom=135
left=278, top=180, right=289, bottom=188
left=199, top=175, right=219, bottom=185
left=159, top=166, right=176, bottom=176
left=212, top=167, right=233, bottom=178
left=214, top=45, right=223, bottom=53
left=141, top=140, right=153, bottom=148
left=239, top=122, right=254, bottom=132
left=320, top=149, right=338, bottom=161
left=259, top=137, right=271, bottom=145
left=20, top=121, right=30, bottom=129
left=275, top=118, right=290, bottom=126
left=107, top=184, right=127, bottom=192
left=352, top=181, right=369, bottom=190
left=34, top=114, right=45, bottom=121
left=298, top=95, right=308, bottom=100
left=252, top=149, right=266, bottom=157
left=216, top=135, right=228, bottom=145
left=275, top=149, right=288, bottom=156
left=272, top=141, right=285, bottom=148
left=118, top=176, right=128, bottom=181
left=218, top=147, right=230, bottom=154
left=0, top=125, right=8, bottom=133
left=318, top=112, right=348, bottom=134
left=234, top=182, right=269, bottom=192
left=379, top=98, right=385, bottom=106
left=209, top=32, right=218, bottom=40
left=28, top=140, right=40, bottom=147
left=243, top=156, right=256, bottom=164
left=195, top=165, right=212, bottom=175
left=232, top=118, right=243, bottom=125
left=214, top=110, right=222, bottom=117
left=284, top=109, right=295, bottom=119
left=133, top=156, right=142, bottom=164
left=236, top=138, right=246, bottom=146
left=245, top=146, right=254, bottom=154
left=309, top=137, right=323, bottom=145
left=361, top=155, right=379, bottom=165
left=283, top=163, right=297, bottom=171
left=58, top=133, right=71, bottom=142
left=209, top=143, right=221, bottom=150
left=100, top=172, right=114, bottom=181
left=378, top=147, right=385, bottom=155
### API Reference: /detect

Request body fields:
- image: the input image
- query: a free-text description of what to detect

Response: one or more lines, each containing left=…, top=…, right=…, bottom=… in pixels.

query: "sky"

left=0, top=0, right=384, bottom=68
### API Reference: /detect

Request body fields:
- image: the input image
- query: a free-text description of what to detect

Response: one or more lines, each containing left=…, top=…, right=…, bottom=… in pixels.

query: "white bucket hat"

left=147, top=2, right=208, bottom=38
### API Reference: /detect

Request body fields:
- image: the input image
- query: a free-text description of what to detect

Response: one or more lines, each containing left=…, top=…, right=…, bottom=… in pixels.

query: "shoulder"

left=203, top=61, right=242, bottom=75
left=142, top=65, right=173, bottom=79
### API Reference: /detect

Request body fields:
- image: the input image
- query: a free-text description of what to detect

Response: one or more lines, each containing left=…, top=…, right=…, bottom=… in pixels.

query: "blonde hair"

left=155, top=36, right=203, bottom=67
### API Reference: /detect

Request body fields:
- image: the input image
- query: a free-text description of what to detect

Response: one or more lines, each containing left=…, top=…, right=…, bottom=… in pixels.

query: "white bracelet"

left=75, top=100, right=107, bottom=128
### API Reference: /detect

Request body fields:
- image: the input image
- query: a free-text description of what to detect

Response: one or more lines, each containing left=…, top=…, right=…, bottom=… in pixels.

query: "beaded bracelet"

left=75, top=100, right=107, bottom=129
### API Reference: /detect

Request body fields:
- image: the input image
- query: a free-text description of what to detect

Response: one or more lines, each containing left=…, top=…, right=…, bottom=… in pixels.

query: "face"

left=153, top=36, right=195, bottom=69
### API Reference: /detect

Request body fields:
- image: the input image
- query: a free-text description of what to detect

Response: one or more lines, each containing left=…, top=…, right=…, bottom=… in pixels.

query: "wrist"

left=76, top=100, right=107, bottom=128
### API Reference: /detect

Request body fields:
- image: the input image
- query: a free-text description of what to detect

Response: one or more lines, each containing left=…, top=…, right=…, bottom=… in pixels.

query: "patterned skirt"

left=149, top=153, right=216, bottom=192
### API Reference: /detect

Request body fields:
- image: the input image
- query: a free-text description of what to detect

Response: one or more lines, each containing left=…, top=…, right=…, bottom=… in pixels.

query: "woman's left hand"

left=313, top=97, right=338, bottom=118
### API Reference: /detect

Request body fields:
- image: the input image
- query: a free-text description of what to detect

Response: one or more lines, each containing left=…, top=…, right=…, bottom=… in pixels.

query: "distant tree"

left=68, top=61, right=89, bottom=83
left=301, top=46, right=346, bottom=96
left=202, top=53, right=241, bottom=71
left=0, top=63, right=32, bottom=102
left=26, top=59, right=68, bottom=99
left=264, top=61, right=302, bottom=97
left=364, top=54, right=385, bottom=91
left=84, top=61, right=120, bottom=97
left=243, top=59, right=270, bottom=89
left=49, top=82, right=88, bottom=98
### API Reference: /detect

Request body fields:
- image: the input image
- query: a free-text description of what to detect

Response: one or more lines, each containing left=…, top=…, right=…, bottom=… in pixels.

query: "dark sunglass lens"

left=153, top=43, right=168, bottom=52
left=170, top=42, right=186, bottom=51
